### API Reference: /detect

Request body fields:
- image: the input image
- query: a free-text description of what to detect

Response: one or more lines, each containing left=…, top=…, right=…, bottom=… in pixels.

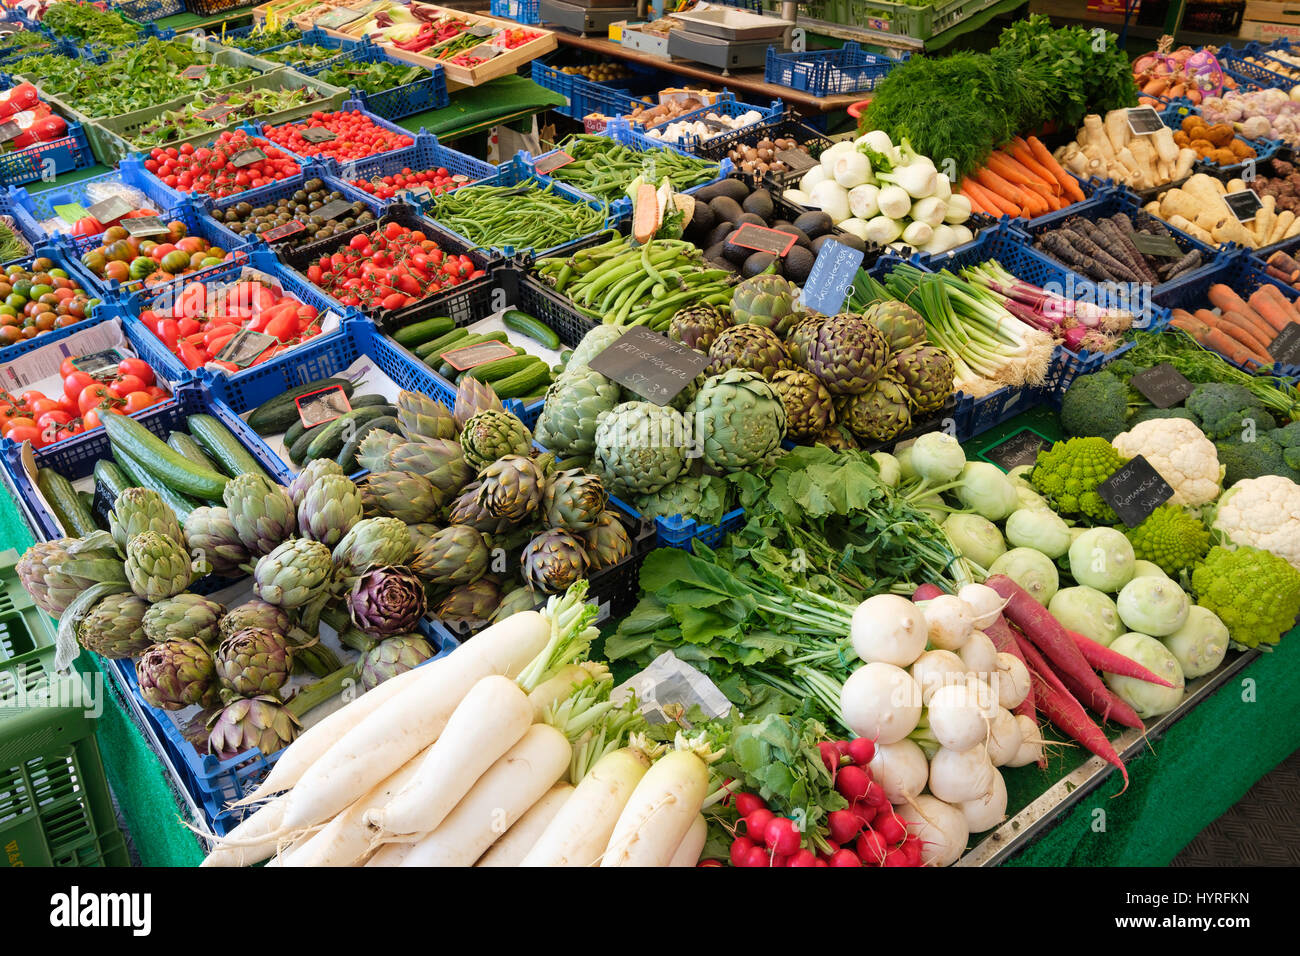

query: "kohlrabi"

left=1048, top=585, right=1124, bottom=647
left=988, top=547, right=1059, bottom=605
left=1103, top=633, right=1185, bottom=718
left=1116, top=576, right=1190, bottom=637
left=1068, top=527, right=1136, bottom=593
left=1004, top=508, right=1072, bottom=558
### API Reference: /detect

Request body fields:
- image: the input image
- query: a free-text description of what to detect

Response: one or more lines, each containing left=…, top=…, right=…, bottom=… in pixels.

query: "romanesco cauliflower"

left=1029, top=437, right=1127, bottom=524
left=1191, top=546, right=1300, bottom=649
left=1124, top=505, right=1211, bottom=576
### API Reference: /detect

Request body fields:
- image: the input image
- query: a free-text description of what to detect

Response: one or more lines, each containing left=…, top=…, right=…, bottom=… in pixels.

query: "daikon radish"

left=200, top=798, right=286, bottom=867
left=399, top=724, right=572, bottom=867
left=527, top=661, right=607, bottom=720
left=475, top=784, right=575, bottom=867
left=364, top=842, right=414, bottom=867
left=520, top=747, right=651, bottom=867
left=366, top=675, right=535, bottom=843
left=602, top=741, right=714, bottom=868
left=282, top=745, right=432, bottom=868
left=668, top=814, right=708, bottom=867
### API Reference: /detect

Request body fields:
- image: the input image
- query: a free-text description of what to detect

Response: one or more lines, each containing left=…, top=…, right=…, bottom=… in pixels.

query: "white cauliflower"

left=1111, top=418, right=1223, bottom=507
left=1212, top=475, right=1300, bottom=570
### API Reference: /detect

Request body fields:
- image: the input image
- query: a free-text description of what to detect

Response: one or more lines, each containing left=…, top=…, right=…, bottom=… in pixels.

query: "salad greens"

left=128, top=86, right=328, bottom=149
left=41, top=2, right=139, bottom=48
left=230, top=25, right=303, bottom=52
left=260, top=43, right=345, bottom=68
left=317, top=59, right=426, bottom=95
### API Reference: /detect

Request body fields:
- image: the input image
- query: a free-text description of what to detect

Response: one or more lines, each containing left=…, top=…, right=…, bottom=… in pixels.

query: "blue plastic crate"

left=764, top=42, right=902, bottom=98
left=638, top=93, right=784, bottom=154
left=307, top=44, right=449, bottom=122
left=0, top=246, right=111, bottom=369
left=0, top=188, right=47, bottom=246
left=1216, top=48, right=1293, bottom=90
left=201, top=168, right=383, bottom=241
left=209, top=22, right=300, bottom=51
left=1157, top=102, right=1281, bottom=178
left=490, top=0, right=541, bottom=24
left=0, top=121, right=94, bottom=189
left=247, top=99, right=419, bottom=172
left=567, top=75, right=656, bottom=128
left=530, top=57, right=574, bottom=109
left=329, top=132, right=496, bottom=208
left=253, top=27, right=365, bottom=73
left=113, top=0, right=185, bottom=21
left=108, top=617, right=459, bottom=837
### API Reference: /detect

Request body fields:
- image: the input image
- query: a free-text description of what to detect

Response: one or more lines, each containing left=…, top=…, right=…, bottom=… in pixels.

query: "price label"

left=533, top=150, right=575, bottom=176
left=981, top=428, right=1052, bottom=471
left=1098, top=455, right=1174, bottom=528
left=311, top=198, right=355, bottom=222
left=1224, top=189, right=1262, bottom=223
left=315, top=7, right=365, bottom=28
left=773, top=148, right=818, bottom=174
left=87, top=196, right=135, bottom=226
left=467, top=24, right=496, bottom=37
left=588, top=326, right=712, bottom=407
left=196, top=103, right=236, bottom=122
left=301, top=126, right=337, bottom=143
left=730, top=223, right=799, bottom=257
left=122, top=216, right=170, bottom=238
left=400, top=185, right=432, bottom=202
left=295, top=385, right=352, bottom=428
left=1126, top=107, right=1165, bottom=135
left=800, top=240, right=865, bottom=317
left=1268, top=321, right=1300, bottom=366
left=1128, top=232, right=1183, bottom=258
left=371, top=176, right=389, bottom=190
left=215, top=328, right=277, bottom=368
left=442, top=340, right=517, bottom=370
left=54, top=203, right=92, bottom=225
left=230, top=147, right=267, bottom=168
left=1131, top=362, right=1195, bottom=408
left=0, top=120, right=21, bottom=143
left=71, top=349, right=123, bottom=379
left=180, top=64, right=209, bottom=79
left=261, top=219, right=306, bottom=242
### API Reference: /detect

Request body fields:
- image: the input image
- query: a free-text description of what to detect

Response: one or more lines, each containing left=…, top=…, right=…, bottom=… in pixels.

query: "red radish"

left=814, top=859, right=829, bottom=867
left=883, top=847, right=910, bottom=867
left=730, top=837, right=755, bottom=867
left=743, top=845, right=772, bottom=868
left=827, top=809, right=863, bottom=844
left=857, top=829, right=888, bottom=864
left=764, top=817, right=801, bottom=856
left=835, top=765, right=871, bottom=803
left=900, top=837, right=923, bottom=867
left=875, top=812, right=906, bottom=845
left=743, top=809, right=775, bottom=840
left=912, top=584, right=945, bottom=601
left=834, top=739, right=852, bottom=756
left=1015, top=631, right=1142, bottom=730
left=788, top=849, right=818, bottom=867
left=770, top=853, right=790, bottom=867
left=829, top=848, right=862, bottom=867
left=1068, top=629, right=1177, bottom=687
left=1031, top=670, right=1129, bottom=792
left=851, top=801, right=878, bottom=827
left=818, top=741, right=840, bottom=775
left=864, top=781, right=890, bottom=808
left=698, top=859, right=723, bottom=867
left=735, top=792, right=767, bottom=817
left=846, top=737, right=875, bottom=766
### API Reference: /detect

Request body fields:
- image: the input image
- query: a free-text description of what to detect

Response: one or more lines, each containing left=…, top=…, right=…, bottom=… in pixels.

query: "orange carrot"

left=958, top=182, right=992, bottom=215
left=1024, top=180, right=1065, bottom=211
left=975, top=167, right=1045, bottom=216
left=1245, top=287, right=1297, bottom=333
left=985, top=151, right=1042, bottom=187
left=1206, top=283, right=1254, bottom=316
left=1217, top=310, right=1275, bottom=354
left=1008, top=141, right=1065, bottom=195
left=964, top=178, right=1021, bottom=218
left=1204, top=327, right=1265, bottom=366
left=1027, top=135, right=1086, bottom=203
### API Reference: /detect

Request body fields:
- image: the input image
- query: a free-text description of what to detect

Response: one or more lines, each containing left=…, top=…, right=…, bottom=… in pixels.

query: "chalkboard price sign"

left=1269, top=322, right=1300, bottom=366
left=1128, top=232, right=1182, bottom=258
left=301, top=127, right=337, bottom=143
left=1098, top=455, right=1174, bottom=527
left=588, top=326, right=712, bottom=406
left=774, top=148, right=818, bottom=174
left=1126, top=107, right=1165, bottom=135
left=982, top=428, right=1052, bottom=471
left=1131, top=362, right=1195, bottom=408
left=311, top=199, right=355, bottom=223
left=800, top=240, right=865, bottom=317
left=534, top=150, right=575, bottom=175
left=230, top=148, right=267, bottom=168
left=730, top=223, right=799, bottom=257
left=1224, top=189, right=1262, bottom=223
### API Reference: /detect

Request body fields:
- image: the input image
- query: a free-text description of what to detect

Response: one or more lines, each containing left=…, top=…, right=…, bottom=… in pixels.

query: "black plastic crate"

left=184, top=0, right=260, bottom=16
left=696, top=110, right=833, bottom=189
left=515, top=273, right=602, bottom=347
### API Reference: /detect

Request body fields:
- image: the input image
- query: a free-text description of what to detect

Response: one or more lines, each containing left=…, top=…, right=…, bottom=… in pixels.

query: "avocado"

left=706, top=220, right=736, bottom=248
left=833, top=233, right=867, bottom=253
left=771, top=219, right=796, bottom=232
left=742, top=251, right=779, bottom=278
left=735, top=213, right=767, bottom=229
left=793, top=210, right=834, bottom=238
left=685, top=201, right=716, bottom=240
left=713, top=178, right=751, bottom=203
left=783, top=245, right=816, bottom=284
left=742, top=188, right=775, bottom=222
left=704, top=242, right=736, bottom=270
left=709, top=195, right=744, bottom=224
left=783, top=226, right=812, bottom=248
left=723, top=235, right=752, bottom=266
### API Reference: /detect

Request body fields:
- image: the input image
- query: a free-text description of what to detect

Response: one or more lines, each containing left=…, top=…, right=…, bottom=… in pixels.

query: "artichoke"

left=356, top=428, right=405, bottom=474
left=633, top=474, right=729, bottom=524
left=461, top=409, right=533, bottom=471
left=434, top=577, right=502, bottom=625
left=476, top=454, right=548, bottom=523
left=288, top=459, right=344, bottom=509
left=125, top=531, right=192, bottom=602
left=814, top=423, right=858, bottom=451
left=220, top=601, right=292, bottom=641
left=800, top=313, right=890, bottom=395
left=492, top=586, right=539, bottom=621
left=384, top=439, right=472, bottom=500
left=592, top=402, right=688, bottom=497
left=184, top=506, right=249, bottom=577
left=580, top=511, right=634, bottom=572
left=838, top=373, right=913, bottom=442
left=534, top=367, right=622, bottom=460
left=396, top=389, right=458, bottom=442
left=136, top=638, right=218, bottom=711
left=253, top=538, right=333, bottom=608
left=215, top=627, right=293, bottom=697
left=142, top=593, right=225, bottom=647
left=889, top=344, right=956, bottom=416
left=359, top=470, right=441, bottom=525
left=668, top=303, right=730, bottom=352
left=349, top=567, right=427, bottom=637
left=17, top=536, right=124, bottom=617
left=730, top=274, right=800, bottom=336
left=769, top=368, right=835, bottom=441
left=521, top=529, right=590, bottom=594
left=863, top=300, right=927, bottom=353
left=447, top=481, right=514, bottom=534
left=411, top=525, right=490, bottom=586
left=109, top=487, right=183, bottom=554
left=707, top=324, right=791, bottom=379
left=567, top=325, right=624, bottom=370
left=297, top=473, right=365, bottom=547
left=542, top=469, right=608, bottom=531
left=223, top=474, right=297, bottom=557
left=78, top=592, right=151, bottom=659
left=692, top=370, right=787, bottom=472
left=787, top=314, right=827, bottom=368
left=207, top=695, right=301, bottom=760
left=359, top=634, right=435, bottom=691
left=453, top=377, right=505, bottom=431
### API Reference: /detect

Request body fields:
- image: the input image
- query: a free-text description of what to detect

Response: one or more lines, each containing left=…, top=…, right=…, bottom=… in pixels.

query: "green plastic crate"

left=820, top=0, right=1004, bottom=41
left=0, top=550, right=130, bottom=868
left=87, top=69, right=348, bottom=166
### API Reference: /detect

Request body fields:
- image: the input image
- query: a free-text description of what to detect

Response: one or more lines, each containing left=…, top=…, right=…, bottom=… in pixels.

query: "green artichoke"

left=223, top=474, right=297, bottom=557
left=579, top=512, right=633, bottom=572
left=109, top=487, right=183, bottom=554
left=521, top=529, right=590, bottom=594
left=215, top=627, right=293, bottom=696
left=298, top=473, right=365, bottom=547
left=461, top=409, right=533, bottom=471
left=567, top=326, right=624, bottom=370
left=184, top=506, right=249, bottom=577
left=692, top=370, right=787, bottom=472
left=288, top=459, right=345, bottom=508
left=142, top=594, right=225, bottom=647
left=668, top=303, right=730, bottom=352
left=491, top=586, right=539, bottom=622
left=769, top=367, right=835, bottom=441
left=411, top=525, right=490, bottom=585
left=453, top=376, right=505, bottom=431
left=359, top=634, right=435, bottom=691
left=220, top=601, right=292, bottom=641
left=889, top=344, right=956, bottom=416
left=814, top=423, right=858, bottom=451
left=864, top=300, right=927, bottom=353
left=17, top=536, right=124, bottom=617
left=253, top=538, right=333, bottom=607
left=730, top=274, right=800, bottom=336
left=407, top=522, right=440, bottom=553
left=434, top=577, right=502, bottom=625
left=384, top=439, right=472, bottom=500
left=356, top=428, right=405, bottom=474
left=592, top=402, right=688, bottom=497
left=534, top=367, right=622, bottom=460
left=360, top=470, right=441, bottom=524
left=476, top=454, right=548, bottom=523
left=396, top=389, right=458, bottom=442
left=207, top=695, right=301, bottom=760
left=447, top=481, right=514, bottom=534
left=707, top=324, right=791, bottom=379
left=542, top=469, right=608, bottom=531
left=801, top=314, right=890, bottom=395
left=136, top=638, right=218, bottom=710
left=633, top=474, right=729, bottom=525
left=838, top=373, right=912, bottom=442
left=125, top=531, right=192, bottom=602
left=78, top=591, right=151, bottom=659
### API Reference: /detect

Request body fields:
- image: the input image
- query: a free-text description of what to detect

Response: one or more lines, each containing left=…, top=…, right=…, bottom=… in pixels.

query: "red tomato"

left=110, top=375, right=146, bottom=398
left=82, top=409, right=103, bottom=429
left=78, top=384, right=115, bottom=415
left=64, top=371, right=95, bottom=404
left=117, top=358, right=154, bottom=386
left=122, top=391, right=154, bottom=413
left=5, top=424, right=44, bottom=447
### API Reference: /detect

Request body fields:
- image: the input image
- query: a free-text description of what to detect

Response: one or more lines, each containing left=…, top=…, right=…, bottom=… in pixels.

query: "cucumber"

left=467, top=355, right=540, bottom=384
left=288, top=423, right=321, bottom=466
left=347, top=394, right=390, bottom=411
left=37, top=468, right=97, bottom=536
left=551, top=364, right=566, bottom=376
left=494, top=362, right=553, bottom=399
left=559, top=349, right=573, bottom=367
left=337, top=415, right=400, bottom=472
left=113, top=446, right=199, bottom=523
left=392, top=316, right=454, bottom=348
left=103, top=413, right=229, bottom=501
left=503, top=309, right=561, bottom=350
left=93, top=460, right=130, bottom=506
left=415, top=328, right=469, bottom=360
left=167, top=431, right=218, bottom=473
left=247, top=377, right=356, bottom=435
left=305, top=405, right=397, bottom=462
left=188, top=415, right=271, bottom=481
left=283, top=418, right=316, bottom=453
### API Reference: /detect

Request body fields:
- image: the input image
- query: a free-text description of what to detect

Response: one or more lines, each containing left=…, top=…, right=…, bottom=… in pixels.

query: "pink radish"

left=846, top=738, right=875, bottom=766
left=827, top=809, right=863, bottom=844
left=734, top=792, right=766, bottom=817
left=1068, top=628, right=1176, bottom=687
left=730, top=837, right=755, bottom=867
left=743, top=846, right=771, bottom=868
left=789, top=849, right=818, bottom=867
left=764, top=817, right=801, bottom=856
left=883, top=847, right=910, bottom=866
left=875, top=812, right=906, bottom=845
left=743, top=809, right=775, bottom=840
left=818, top=741, right=841, bottom=775
left=829, top=848, right=862, bottom=867
left=835, top=765, right=871, bottom=803
left=857, top=829, right=888, bottom=864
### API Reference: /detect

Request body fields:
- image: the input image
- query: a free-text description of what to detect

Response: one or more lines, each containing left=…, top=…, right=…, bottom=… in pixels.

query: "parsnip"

left=1088, top=113, right=1118, bottom=160
left=1272, top=209, right=1296, bottom=244
left=1173, top=147, right=1197, bottom=180
left=1153, top=126, right=1180, bottom=165
left=1255, top=194, right=1277, bottom=246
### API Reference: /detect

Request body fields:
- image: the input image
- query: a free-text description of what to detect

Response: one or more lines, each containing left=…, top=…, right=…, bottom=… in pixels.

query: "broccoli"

left=1124, top=504, right=1211, bottom=576
left=1184, top=383, right=1278, bottom=441
left=1214, top=434, right=1300, bottom=486
left=1191, top=546, right=1300, bottom=648
left=1269, top=421, right=1300, bottom=472
left=1129, top=406, right=1197, bottom=427
left=1029, top=436, right=1127, bottom=523
left=1059, top=370, right=1130, bottom=440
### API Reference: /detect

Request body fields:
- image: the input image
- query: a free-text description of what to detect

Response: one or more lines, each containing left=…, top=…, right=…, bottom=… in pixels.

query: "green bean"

left=430, top=179, right=606, bottom=253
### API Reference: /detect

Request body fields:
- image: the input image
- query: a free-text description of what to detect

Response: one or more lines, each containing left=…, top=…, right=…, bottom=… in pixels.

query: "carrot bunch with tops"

left=959, top=135, right=1086, bottom=221
left=1170, top=280, right=1300, bottom=367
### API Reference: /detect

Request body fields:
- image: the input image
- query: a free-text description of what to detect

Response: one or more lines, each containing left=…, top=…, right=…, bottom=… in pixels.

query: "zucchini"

left=494, top=362, right=553, bottom=399
left=113, top=447, right=199, bottom=523
left=188, top=415, right=272, bottom=481
left=503, top=309, right=561, bottom=350
left=337, top=415, right=400, bottom=472
left=467, top=354, right=540, bottom=384
left=392, top=316, right=454, bottom=348
left=247, top=377, right=356, bottom=435
left=93, top=460, right=130, bottom=506
left=167, top=431, right=218, bottom=473
left=38, top=468, right=97, bottom=536
left=284, top=394, right=385, bottom=454
left=347, top=394, right=390, bottom=411
left=103, top=413, right=229, bottom=501
left=304, top=405, right=397, bottom=462
left=415, top=327, right=469, bottom=360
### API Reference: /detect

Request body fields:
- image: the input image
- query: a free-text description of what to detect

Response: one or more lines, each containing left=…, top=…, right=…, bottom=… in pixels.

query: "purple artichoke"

left=348, top=567, right=427, bottom=638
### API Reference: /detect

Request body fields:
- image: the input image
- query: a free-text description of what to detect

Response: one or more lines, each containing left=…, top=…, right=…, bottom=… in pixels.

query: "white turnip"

left=984, top=707, right=1023, bottom=766
left=928, top=745, right=995, bottom=804
left=959, top=768, right=1007, bottom=833
left=896, top=795, right=968, bottom=866
left=1004, top=715, right=1044, bottom=768
left=957, top=583, right=1006, bottom=630
left=919, top=594, right=974, bottom=650
left=840, top=662, right=922, bottom=744
left=850, top=593, right=929, bottom=666
left=926, top=682, right=989, bottom=751
left=867, top=739, right=929, bottom=804
left=909, top=649, right=967, bottom=704
left=958, top=630, right=999, bottom=676
left=991, top=652, right=1030, bottom=709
